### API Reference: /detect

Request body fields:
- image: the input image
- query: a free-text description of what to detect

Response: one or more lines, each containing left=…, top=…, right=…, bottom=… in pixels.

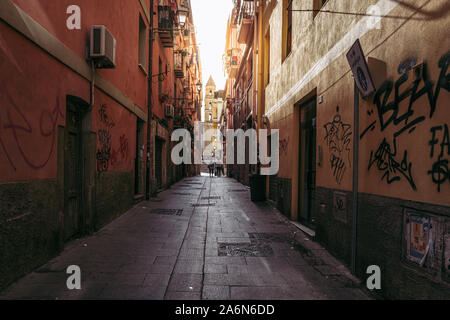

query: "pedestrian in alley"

left=208, top=162, right=214, bottom=177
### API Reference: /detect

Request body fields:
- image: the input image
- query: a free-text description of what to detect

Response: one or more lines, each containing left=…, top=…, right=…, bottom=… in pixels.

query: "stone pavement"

left=0, top=175, right=372, bottom=300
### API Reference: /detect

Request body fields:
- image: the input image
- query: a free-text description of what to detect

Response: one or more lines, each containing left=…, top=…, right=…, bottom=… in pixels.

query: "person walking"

left=208, top=162, right=214, bottom=177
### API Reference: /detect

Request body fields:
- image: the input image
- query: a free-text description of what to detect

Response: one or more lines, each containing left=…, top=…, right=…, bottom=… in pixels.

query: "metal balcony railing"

left=158, top=5, right=174, bottom=48
left=174, top=51, right=184, bottom=78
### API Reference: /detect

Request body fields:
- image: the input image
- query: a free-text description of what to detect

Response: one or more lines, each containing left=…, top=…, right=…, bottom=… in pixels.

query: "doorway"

left=135, top=120, right=145, bottom=196
left=64, top=100, right=83, bottom=240
left=298, top=98, right=317, bottom=228
left=155, top=137, right=164, bottom=190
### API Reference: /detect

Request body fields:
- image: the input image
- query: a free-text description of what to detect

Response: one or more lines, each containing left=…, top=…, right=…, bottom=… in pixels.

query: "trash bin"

left=249, top=174, right=266, bottom=202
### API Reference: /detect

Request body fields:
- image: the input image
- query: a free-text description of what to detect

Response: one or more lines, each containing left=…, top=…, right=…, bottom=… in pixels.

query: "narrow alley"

left=1, top=0, right=449, bottom=304
left=0, top=176, right=369, bottom=300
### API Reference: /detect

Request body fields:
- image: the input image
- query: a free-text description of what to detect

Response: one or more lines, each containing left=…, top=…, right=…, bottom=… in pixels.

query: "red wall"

left=1, top=0, right=149, bottom=182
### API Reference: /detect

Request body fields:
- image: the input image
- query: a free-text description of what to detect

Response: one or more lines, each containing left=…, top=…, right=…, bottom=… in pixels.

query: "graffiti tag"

left=368, top=138, right=417, bottom=190
left=0, top=92, right=63, bottom=171
left=428, top=124, right=450, bottom=192
left=324, top=109, right=352, bottom=184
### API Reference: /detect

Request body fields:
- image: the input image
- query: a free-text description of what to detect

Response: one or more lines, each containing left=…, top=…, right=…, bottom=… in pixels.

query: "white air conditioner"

left=165, top=105, right=175, bottom=118
left=90, top=25, right=116, bottom=68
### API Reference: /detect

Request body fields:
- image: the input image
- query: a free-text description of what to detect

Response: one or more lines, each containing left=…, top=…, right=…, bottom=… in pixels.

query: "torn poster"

left=406, top=212, right=433, bottom=266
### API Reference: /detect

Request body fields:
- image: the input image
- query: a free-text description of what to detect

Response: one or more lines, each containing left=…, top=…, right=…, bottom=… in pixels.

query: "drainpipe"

left=146, top=0, right=154, bottom=200
left=351, top=80, right=359, bottom=274
left=89, top=60, right=96, bottom=109
left=257, top=0, right=265, bottom=174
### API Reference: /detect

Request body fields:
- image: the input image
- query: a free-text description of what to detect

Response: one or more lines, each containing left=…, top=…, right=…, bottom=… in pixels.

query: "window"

left=282, top=0, right=292, bottom=61
left=138, top=15, right=147, bottom=69
left=313, top=0, right=328, bottom=18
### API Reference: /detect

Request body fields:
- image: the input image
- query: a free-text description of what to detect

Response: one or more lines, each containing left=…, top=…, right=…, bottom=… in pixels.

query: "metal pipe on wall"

left=146, top=0, right=154, bottom=200
left=351, top=80, right=359, bottom=275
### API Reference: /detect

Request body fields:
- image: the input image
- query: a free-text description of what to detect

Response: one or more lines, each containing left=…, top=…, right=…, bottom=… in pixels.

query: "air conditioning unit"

left=90, top=25, right=116, bottom=68
left=165, top=105, right=175, bottom=118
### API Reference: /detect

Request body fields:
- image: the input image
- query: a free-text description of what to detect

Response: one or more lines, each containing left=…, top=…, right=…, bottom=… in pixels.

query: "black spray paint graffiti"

left=96, top=104, right=115, bottom=173
left=98, top=104, right=115, bottom=129
left=97, top=130, right=111, bottom=173
left=368, top=138, right=417, bottom=190
left=428, top=124, right=450, bottom=192
left=361, top=52, right=449, bottom=141
left=324, top=107, right=352, bottom=184
left=362, top=52, right=449, bottom=191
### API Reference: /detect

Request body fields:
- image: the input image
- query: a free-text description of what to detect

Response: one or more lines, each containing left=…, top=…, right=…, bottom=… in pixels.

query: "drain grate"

left=229, top=189, right=248, bottom=192
left=149, top=208, right=183, bottom=216
left=193, top=203, right=216, bottom=207
left=201, top=196, right=221, bottom=200
left=218, top=242, right=273, bottom=257
left=173, top=193, right=196, bottom=196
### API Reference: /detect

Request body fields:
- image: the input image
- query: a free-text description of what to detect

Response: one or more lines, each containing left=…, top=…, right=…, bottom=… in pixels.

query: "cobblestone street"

left=0, top=176, right=371, bottom=300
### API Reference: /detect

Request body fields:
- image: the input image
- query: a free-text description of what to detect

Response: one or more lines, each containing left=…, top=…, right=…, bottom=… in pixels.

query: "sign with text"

left=346, top=39, right=376, bottom=98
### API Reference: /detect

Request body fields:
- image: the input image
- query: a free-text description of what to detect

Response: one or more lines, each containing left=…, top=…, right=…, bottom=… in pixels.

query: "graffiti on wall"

left=96, top=129, right=111, bottom=173
left=96, top=104, right=115, bottom=173
left=280, top=137, right=289, bottom=155
left=324, top=107, right=352, bottom=184
left=368, top=138, right=416, bottom=190
left=98, top=104, right=115, bottom=129
left=362, top=53, right=449, bottom=141
left=362, top=52, right=449, bottom=191
left=110, top=134, right=129, bottom=167
left=428, top=124, right=449, bottom=192
left=0, top=92, right=63, bottom=171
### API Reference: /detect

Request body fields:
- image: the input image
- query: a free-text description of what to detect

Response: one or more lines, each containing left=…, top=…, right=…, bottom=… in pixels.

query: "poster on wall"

left=406, top=212, right=433, bottom=265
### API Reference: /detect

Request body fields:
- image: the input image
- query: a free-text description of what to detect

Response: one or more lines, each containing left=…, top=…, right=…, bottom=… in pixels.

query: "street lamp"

left=196, top=80, right=202, bottom=93
left=177, top=4, right=189, bottom=28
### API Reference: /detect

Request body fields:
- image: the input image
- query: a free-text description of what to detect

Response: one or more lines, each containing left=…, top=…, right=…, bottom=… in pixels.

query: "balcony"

left=174, top=51, right=184, bottom=78
left=224, top=48, right=241, bottom=79
left=158, top=6, right=174, bottom=48
left=183, top=78, right=191, bottom=92
left=236, top=0, right=254, bottom=44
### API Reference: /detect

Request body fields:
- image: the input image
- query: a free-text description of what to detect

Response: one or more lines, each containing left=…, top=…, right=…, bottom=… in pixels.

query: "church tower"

left=204, top=76, right=216, bottom=122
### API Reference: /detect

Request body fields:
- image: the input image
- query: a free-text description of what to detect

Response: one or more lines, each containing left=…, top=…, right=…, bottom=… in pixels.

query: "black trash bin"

left=249, top=174, right=266, bottom=202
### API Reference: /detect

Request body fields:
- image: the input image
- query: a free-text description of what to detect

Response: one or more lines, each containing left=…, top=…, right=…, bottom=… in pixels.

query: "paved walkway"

left=0, top=176, right=372, bottom=300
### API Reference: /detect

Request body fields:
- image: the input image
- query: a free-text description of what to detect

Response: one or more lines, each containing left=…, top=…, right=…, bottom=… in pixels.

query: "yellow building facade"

left=203, top=76, right=224, bottom=160
left=239, top=0, right=449, bottom=299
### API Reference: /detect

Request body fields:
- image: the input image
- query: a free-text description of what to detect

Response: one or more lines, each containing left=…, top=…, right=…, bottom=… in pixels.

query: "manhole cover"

left=218, top=242, right=273, bottom=257
left=249, top=233, right=293, bottom=243
left=193, top=203, right=216, bottom=207
left=149, top=209, right=183, bottom=216
left=201, top=196, right=221, bottom=200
